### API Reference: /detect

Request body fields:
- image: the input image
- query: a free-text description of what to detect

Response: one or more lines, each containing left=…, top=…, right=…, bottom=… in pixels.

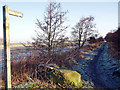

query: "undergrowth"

left=107, top=42, right=120, bottom=61
left=1, top=42, right=104, bottom=88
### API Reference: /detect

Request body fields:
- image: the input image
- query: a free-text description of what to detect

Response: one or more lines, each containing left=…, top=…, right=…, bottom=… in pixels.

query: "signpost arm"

left=3, top=5, right=11, bottom=88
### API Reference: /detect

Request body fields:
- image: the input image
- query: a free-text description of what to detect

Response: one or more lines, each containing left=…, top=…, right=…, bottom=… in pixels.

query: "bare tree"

left=71, top=16, right=96, bottom=48
left=33, top=2, right=68, bottom=55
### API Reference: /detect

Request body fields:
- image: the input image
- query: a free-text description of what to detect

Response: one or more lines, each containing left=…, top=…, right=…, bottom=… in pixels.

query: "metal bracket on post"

left=3, top=5, right=23, bottom=89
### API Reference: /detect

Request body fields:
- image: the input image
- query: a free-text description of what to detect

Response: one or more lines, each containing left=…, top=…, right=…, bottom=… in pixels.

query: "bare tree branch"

left=71, top=16, right=96, bottom=48
left=33, top=2, right=68, bottom=56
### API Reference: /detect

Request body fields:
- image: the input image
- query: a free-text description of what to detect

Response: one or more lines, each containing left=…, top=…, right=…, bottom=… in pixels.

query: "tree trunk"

left=78, top=40, right=80, bottom=48
left=48, top=45, right=51, bottom=57
left=81, top=39, right=86, bottom=48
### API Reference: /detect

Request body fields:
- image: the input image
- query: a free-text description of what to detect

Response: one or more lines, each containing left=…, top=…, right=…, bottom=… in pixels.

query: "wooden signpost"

left=3, top=5, right=23, bottom=88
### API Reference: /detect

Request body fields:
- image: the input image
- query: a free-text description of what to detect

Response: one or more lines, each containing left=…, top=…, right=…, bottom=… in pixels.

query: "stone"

left=49, top=68, right=82, bottom=88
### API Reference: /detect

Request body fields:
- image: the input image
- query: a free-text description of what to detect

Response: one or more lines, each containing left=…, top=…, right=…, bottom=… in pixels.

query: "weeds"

left=1, top=42, right=103, bottom=88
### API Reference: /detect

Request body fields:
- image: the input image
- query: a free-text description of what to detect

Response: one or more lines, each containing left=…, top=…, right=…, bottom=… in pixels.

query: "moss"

left=50, top=68, right=82, bottom=88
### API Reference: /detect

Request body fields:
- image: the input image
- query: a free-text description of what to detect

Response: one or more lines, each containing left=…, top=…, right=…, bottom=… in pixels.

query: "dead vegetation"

left=105, top=28, right=120, bottom=60
left=1, top=42, right=104, bottom=88
left=7, top=42, right=104, bottom=87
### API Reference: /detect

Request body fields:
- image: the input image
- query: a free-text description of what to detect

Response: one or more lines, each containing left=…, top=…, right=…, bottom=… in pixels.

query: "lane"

left=88, top=43, right=106, bottom=88
left=72, top=43, right=120, bottom=88
left=72, top=44, right=101, bottom=87
left=88, top=43, right=120, bottom=88
left=95, top=44, right=120, bottom=88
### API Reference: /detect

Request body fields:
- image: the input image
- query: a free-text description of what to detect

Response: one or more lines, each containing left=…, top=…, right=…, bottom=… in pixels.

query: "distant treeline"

left=88, top=36, right=104, bottom=44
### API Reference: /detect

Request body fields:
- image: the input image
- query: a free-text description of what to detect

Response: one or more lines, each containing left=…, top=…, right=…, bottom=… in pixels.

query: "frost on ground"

left=72, top=44, right=101, bottom=88
left=72, top=43, right=120, bottom=88
left=96, top=44, right=120, bottom=88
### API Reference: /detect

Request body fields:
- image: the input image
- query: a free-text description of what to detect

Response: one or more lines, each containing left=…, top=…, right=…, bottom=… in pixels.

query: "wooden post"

left=3, top=5, right=23, bottom=89
left=3, top=5, right=11, bottom=89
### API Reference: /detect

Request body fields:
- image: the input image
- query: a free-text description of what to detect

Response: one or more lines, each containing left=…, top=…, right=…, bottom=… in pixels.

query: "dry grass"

left=1, top=41, right=104, bottom=88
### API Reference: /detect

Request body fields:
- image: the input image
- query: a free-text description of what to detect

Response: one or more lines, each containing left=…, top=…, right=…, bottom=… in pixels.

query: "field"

left=0, top=41, right=120, bottom=89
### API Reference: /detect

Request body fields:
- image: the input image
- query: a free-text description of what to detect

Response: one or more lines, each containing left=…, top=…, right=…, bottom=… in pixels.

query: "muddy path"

left=72, top=43, right=120, bottom=89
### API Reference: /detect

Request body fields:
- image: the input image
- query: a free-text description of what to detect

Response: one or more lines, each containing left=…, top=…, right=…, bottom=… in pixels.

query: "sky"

left=0, top=0, right=118, bottom=43
left=119, top=1, right=120, bottom=26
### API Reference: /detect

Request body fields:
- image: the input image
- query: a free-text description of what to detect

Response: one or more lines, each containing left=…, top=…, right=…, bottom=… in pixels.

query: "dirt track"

left=72, top=43, right=120, bottom=89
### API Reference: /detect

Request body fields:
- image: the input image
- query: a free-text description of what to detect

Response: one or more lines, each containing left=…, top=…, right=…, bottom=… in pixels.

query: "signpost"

left=3, top=5, right=23, bottom=88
